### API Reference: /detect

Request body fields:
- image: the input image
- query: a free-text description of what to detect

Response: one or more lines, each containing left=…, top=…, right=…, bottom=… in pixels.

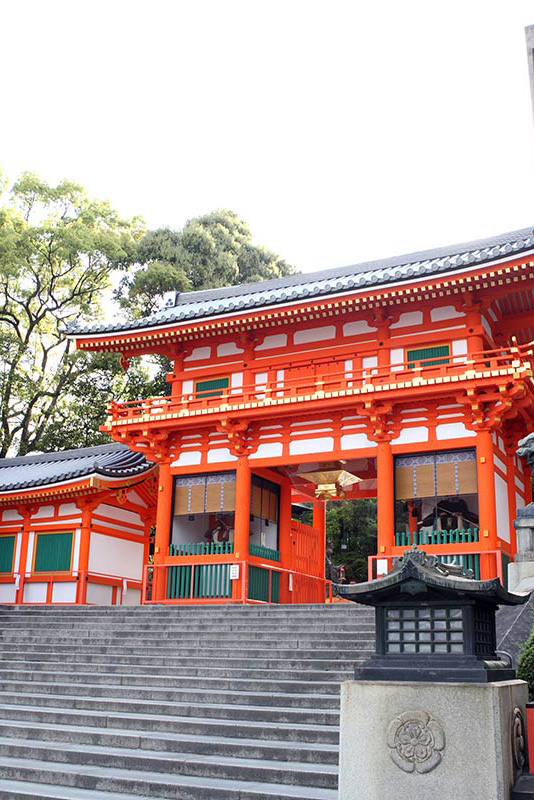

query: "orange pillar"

left=278, top=476, right=293, bottom=603
left=313, top=498, right=327, bottom=603
left=313, top=499, right=326, bottom=577
left=377, top=440, right=395, bottom=559
left=476, top=429, right=498, bottom=579
left=153, top=460, right=173, bottom=601
left=15, top=507, right=33, bottom=605
left=505, top=448, right=518, bottom=558
left=233, top=456, right=251, bottom=600
left=76, top=502, right=93, bottom=604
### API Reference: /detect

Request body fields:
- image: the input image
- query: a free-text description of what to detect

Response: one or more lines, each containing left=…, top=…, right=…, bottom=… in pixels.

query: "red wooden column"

left=376, top=440, right=395, bottom=560
left=153, top=460, right=173, bottom=602
left=75, top=500, right=96, bottom=604
left=233, top=456, right=251, bottom=600
left=313, top=498, right=326, bottom=575
left=476, top=429, right=498, bottom=579
left=278, top=475, right=294, bottom=603
left=15, top=506, right=34, bottom=605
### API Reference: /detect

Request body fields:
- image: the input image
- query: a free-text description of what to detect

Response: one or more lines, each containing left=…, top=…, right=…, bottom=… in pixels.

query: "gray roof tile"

left=65, top=226, right=534, bottom=336
left=0, top=443, right=154, bottom=493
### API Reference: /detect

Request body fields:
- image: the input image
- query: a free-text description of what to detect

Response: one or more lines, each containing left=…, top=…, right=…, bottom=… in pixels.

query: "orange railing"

left=104, top=344, right=533, bottom=426
left=0, top=570, right=143, bottom=605
left=143, top=561, right=332, bottom=605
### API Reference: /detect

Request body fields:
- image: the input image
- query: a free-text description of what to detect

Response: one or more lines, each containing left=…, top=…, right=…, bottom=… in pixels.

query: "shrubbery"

left=518, top=627, right=534, bottom=699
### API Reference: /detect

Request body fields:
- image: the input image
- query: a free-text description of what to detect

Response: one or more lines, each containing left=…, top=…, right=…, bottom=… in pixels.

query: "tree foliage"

left=326, top=499, right=377, bottom=583
left=119, top=209, right=296, bottom=317
left=518, top=626, right=534, bottom=700
left=0, top=173, right=144, bottom=456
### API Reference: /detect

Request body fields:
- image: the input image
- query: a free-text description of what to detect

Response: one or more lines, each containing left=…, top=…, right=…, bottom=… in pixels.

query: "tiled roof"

left=0, top=443, right=154, bottom=493
left=66, top=226, right=534, bottom=336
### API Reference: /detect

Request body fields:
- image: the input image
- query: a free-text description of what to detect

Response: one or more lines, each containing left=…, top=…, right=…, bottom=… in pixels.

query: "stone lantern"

left=337, top=545, right=528, bottom=683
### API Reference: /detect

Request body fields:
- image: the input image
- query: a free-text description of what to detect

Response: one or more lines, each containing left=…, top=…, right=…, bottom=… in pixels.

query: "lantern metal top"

left=336, top=545, right=529, bottom=608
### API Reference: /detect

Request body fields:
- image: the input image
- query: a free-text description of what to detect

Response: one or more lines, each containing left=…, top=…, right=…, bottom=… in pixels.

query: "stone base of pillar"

left=339, top=679, right=527, bottom=800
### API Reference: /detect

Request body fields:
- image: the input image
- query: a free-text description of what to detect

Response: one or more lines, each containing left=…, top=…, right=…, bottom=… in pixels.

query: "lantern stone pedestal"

left=336, top=546, right=530, bottom=800
left=339, top=679, right=527, bottom=800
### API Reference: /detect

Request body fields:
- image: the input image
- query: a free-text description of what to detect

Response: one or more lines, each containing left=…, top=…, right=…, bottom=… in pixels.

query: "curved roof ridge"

left=65, top=225, right=534, bottom=336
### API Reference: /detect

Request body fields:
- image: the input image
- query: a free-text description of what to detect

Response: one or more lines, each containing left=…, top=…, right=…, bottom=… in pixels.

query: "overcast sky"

left=2, top=1, right=534, bottom=273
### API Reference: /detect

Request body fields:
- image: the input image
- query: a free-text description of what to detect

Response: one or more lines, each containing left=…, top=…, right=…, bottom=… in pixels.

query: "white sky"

left=2, top=0, right=534, bottom=274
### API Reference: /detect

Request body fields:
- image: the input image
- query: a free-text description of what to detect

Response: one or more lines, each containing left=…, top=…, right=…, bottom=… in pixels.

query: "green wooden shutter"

left=195, top=377, right=229, bottom=398
left=0, top=536, right=15, bottom=573
left=34, top=532, right=73, bottom=572
left=407, top=345, right=450, bottom=368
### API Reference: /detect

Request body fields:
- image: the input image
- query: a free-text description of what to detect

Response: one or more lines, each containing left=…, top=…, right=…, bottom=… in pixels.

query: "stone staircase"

left=0, top=603, right=375, bottom=800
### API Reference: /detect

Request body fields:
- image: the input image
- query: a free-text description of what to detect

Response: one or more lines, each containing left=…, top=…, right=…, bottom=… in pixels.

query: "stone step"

left=0, top=760, right=338, bottom=800
left=0, top=644, right=366, bottom=659
left=0, top=737, right=338, bottom=789
left=0, top=668, right=345, bottom=694
left=0, top=719, right=340, bottom=765
left=0, top=703, right=339, bottom=744
left=0, top=680, right=340, bottom=708
left=1, top=653, right=360, bottom=672
left=0, top=692, right=340, bottom=726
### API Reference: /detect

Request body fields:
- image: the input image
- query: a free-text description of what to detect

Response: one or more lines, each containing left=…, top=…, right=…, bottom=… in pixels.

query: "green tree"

left=0, top=173, right=145, bottom=456
left=120, top=209, right=296, bottom=317
left=326, top=499, right=377, bottom=583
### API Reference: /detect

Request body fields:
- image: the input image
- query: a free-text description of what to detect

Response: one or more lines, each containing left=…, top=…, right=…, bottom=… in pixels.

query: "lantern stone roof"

left=337, top=546, right=529, bottom=607
left=65, top=226, right=534, bottom=336
left=0, top=443, right=155, bottom=493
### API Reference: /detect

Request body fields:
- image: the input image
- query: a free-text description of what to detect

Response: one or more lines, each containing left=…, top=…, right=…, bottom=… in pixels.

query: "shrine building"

left=0, top=444, right=157, bottom=605
left=65, top=227, right=534, bottom=604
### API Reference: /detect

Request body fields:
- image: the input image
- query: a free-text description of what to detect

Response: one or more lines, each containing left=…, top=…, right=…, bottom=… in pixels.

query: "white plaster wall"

left=88, top=532, right=144, bottom=580
left=391, top=427, right=429, bottom=445
left=249, top=442, right=284, bottom=460
left=128, top=491, right=147, bottom=508
left=217, top=342, right=244, bottom=357
left=390, top=348, right=404, bottom=371
left=481, top=315, right=493, bottom=340
left=494, top=473, right=510, bottom=542
left=94, top=504, right=142, bottom=528
left=182, top=379, right=194, bottom=395
left=58, top=503, right=78, bottom=517
left=391, top=311, right=423, bottom=329
left=32, top=505, right=54, bottom=519
left=172, top=451, right=202, bottom=467
left=494, top=455, right=507, bottom=475
left=362, top=356, right=378, bottom=373
left=0, top=585, right=16, bottom=603
left=86, top=582, right=114, bottom=605
left=24, top=583, right=47, bottom=603
left=26, top=532, right=34, bottom=573
left=231, top=372, right=243, bottom=394
left=516, top=492, right=525, bottom=513
left=290, top=437, right=334, bottom=456
left=72, top=529, right=81, bottom=572
left=2, top=510, right=22, bottom=522
left=122, top=588, right=142, bottom=606
left=343, top=320, right=377, bottom=337
left=207, top=448, right=237, bottom=463
left=184, top=347, right=211, bottom=361
left=452, top=339, right=468, bottom=362
left=51, top=582, right=77, bottom=603
left=436, top=422, right=476, bottom=440
left=294, top=326, right=336, bottom=344
left=340, top=433, right=375, bottom=450
left=256, top=334, right=287, bottom=350
left=430, top=305, right=465, bottom=321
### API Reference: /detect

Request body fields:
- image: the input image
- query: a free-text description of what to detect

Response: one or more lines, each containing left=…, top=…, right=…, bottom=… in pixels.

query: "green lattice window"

left=195, top=377, right=229, bottom=398
left=34, top=532, right=73, bottom=573
left=0, top=536, right=15, bottom=573
left=407, top=344, right=450, bottom=369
